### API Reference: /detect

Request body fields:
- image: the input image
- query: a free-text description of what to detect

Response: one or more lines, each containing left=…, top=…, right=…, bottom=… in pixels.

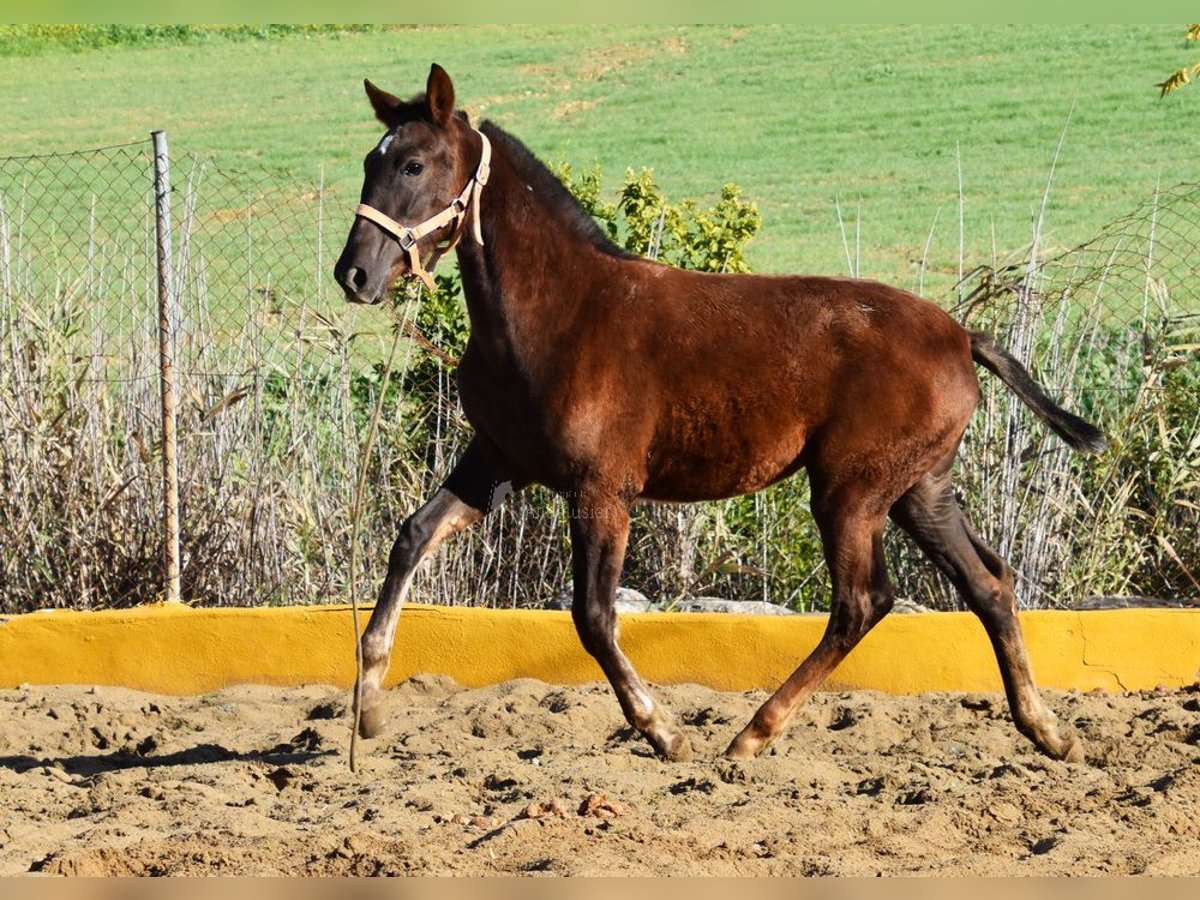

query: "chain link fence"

left=1, top=135, right=1196, bottom=614
left=946, top=184, right=1200, bottom=608
left=1, top=141, right=162, bottom=610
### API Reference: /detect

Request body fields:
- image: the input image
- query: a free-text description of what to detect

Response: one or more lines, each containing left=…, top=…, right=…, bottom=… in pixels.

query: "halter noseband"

left=354, top=129, right=491, bottom=293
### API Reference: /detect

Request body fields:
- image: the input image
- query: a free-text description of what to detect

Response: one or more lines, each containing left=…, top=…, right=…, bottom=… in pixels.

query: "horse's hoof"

left=661, top=731, right=693, bottom=762
left=1034, top=719, right=1085, bottom=764
left=357, top=704, right=386, bottom=739
left=723, top=729, right=767, bottom=760
left=1055, top=735, right=1086, bottom=764
left=355, top=690, right=387, bottom=739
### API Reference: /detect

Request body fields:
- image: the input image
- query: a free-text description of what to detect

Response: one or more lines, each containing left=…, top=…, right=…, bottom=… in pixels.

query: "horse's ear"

left=364, top=79, right=403, bottom=127
left=425, top=63, right=456, bottom=126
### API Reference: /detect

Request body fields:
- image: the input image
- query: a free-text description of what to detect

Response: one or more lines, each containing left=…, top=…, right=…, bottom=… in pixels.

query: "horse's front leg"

left=568, top=490, right=692, bottom=761
left=356, top=438, right=519, bottom=738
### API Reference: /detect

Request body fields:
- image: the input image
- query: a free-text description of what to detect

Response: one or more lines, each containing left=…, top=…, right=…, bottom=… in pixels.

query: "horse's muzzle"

left=334, top=263, right=378, bottom=304
left=334, top=240, right=390, bottom=304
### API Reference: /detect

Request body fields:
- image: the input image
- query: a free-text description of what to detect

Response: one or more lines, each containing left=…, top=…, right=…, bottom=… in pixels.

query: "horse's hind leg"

left=568, top=490, right=691, bottom=761
left=356, top=437, right=520, bottom=738
left=726, top=490, right=894, bottom=759
left=888, top=464, right=1083, bottom=762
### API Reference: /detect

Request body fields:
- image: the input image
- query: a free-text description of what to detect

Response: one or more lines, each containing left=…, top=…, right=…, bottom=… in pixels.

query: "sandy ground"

left=1, top=676, right=1198, bottom=876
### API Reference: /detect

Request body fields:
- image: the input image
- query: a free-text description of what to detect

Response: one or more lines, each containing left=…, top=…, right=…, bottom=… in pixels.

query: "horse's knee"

left=388, top=491, right=483, bottom=573
left=389, top=515, right=429, bottom=568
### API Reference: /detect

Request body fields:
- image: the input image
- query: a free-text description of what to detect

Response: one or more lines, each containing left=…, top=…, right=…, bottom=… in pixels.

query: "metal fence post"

left=152, top=130, right=182, bottom=604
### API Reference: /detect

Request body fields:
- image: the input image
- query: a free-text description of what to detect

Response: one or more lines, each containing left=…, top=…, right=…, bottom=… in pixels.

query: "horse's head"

left=334, top=64, right=487, bottom=303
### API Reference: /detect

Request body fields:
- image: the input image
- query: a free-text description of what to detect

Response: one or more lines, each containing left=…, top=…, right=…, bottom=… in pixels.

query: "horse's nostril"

left=336, top=264, right=371, bottom=300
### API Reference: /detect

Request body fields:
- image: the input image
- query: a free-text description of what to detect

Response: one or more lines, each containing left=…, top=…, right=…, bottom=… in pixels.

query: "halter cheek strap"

left=354, top=130, right=491, bottom=293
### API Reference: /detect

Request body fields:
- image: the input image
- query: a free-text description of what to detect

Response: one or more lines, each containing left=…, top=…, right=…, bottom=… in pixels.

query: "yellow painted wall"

left=1, top=604, right=1196, bottom=695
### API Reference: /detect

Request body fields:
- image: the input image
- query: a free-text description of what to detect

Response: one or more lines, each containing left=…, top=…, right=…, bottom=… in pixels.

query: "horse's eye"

left=404, top=161, right=424, bottom=177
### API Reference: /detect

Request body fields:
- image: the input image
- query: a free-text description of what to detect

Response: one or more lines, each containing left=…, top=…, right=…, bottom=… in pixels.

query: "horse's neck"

left=455, top=147, right=603, bottom=368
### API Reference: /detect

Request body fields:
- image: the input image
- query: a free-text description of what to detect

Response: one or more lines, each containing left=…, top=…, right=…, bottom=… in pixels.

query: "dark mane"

left=480, top=121, right=636, bottom=261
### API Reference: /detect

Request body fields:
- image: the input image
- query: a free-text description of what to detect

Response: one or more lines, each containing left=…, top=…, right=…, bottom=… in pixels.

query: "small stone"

left=579, top=792, right=626, bottom=818
left=988, top=801, right=1021, bottom=824
left=520, top=798, right=568, bottom=819
left=553, top=587, right=652, bottom=613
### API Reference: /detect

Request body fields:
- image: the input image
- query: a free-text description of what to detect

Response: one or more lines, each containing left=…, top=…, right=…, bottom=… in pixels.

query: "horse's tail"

left=969, top=331, right=1107, bottom=454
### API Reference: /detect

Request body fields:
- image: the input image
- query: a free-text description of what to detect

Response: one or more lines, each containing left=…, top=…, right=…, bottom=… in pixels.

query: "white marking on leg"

left=632, top=686, right=656, bottom=720
left=362, top=570, right=417, bottom=679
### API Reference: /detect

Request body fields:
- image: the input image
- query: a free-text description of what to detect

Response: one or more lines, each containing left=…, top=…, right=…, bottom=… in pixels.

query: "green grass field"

left=2, top=25, right=1196, bottom=612
left=2, top=24, right=1197, bottom=298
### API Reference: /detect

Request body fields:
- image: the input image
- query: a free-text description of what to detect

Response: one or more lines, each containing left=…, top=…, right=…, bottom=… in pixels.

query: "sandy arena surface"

left=1, top=677, right=1198, bottom=876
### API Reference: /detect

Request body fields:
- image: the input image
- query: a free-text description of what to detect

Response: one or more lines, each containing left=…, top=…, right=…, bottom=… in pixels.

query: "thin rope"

left=347, top=302, right=408, bottom=775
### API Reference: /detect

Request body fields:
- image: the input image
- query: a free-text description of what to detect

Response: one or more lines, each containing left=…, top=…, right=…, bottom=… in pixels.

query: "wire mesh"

left=947, top=183, right=1200, bottom=607
left=0, top=136, right=1195, bottom=614
left=0, top=142, right=158, bottom=385
left=1, top=141, right=162, bottom=610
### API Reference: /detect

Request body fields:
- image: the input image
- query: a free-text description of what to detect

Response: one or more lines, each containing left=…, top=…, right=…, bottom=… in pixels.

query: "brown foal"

left=334, top=65, right=1105, bottom=764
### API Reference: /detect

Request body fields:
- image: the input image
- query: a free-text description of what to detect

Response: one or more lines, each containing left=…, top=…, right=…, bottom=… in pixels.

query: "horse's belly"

left=641, top=426, right=808, bottom=502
